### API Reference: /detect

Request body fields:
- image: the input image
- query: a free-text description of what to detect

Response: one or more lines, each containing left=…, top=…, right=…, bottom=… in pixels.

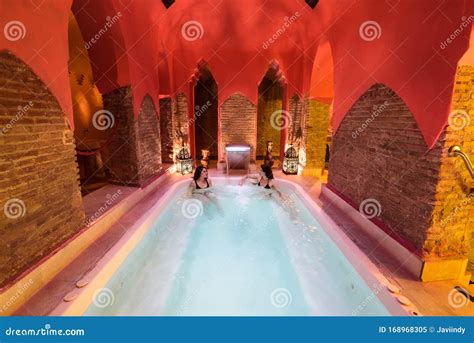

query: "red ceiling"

left=0, top=0, right=472, bottom=148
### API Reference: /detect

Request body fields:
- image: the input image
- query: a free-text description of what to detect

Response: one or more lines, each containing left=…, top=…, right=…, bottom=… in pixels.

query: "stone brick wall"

left=102, top=86, right=140, bottom=185
left=172, top=92, right=189, bottom=150
left=102, top=88, right=162, bottom=186
left=136, top=95, right=162, bottom=184
left=431, top=65, right=473, bottom=258
left=0, top=50, right=84, bottom=287
left=159, top=97, right=173, bottom=163
left=328, top=83, right=472, bottom=264
left=220, top=93, right=257, bottom=160
left=303, top=98, right=330, bottom=176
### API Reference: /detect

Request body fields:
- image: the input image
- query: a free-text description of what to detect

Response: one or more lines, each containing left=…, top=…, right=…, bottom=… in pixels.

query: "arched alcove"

left=0, top=50, right=85, bottom=288
left=257, top=67, right=283, bottom=160
left=194, top=66, right=218, bottom=163
left=68, top=11, right=110, bottom=195
left=329, top=83, right=472, bottom=280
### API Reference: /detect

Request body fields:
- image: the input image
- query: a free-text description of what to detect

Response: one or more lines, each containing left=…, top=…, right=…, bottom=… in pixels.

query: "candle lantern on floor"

left=176, top=145, right=193, bottom=175
left=283, top=144, right=298, bottom=175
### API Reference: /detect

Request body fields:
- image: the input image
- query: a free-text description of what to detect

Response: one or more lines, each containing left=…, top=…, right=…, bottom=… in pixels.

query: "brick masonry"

left=328, top=83, right=473, bottom=264
left=102, top=88, right=162, bottom=186
left=102, top=86, right=140, bottom=185
left=0, top=50, right=85, bottom=287
left=172, top=92, right=189, bottom=153
left=220, top=93, right=257, bottom=160
left=136, top=95, right=162, bottom=184
left=159, top=97, right=173, bottom=163
left=303, top=98, right=331, bottom=176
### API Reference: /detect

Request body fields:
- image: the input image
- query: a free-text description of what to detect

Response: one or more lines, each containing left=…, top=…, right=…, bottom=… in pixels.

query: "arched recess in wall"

left=257, top=61, right=284, bottom=161
left=0, top=50, right=85, bottom=288
left=329, top=83, right=472, bottom=280
left=304, top=37, right=334, bottom=176
left=193, top=63, right=218, bottom=163
left=68, top=11, right=111, bottom=195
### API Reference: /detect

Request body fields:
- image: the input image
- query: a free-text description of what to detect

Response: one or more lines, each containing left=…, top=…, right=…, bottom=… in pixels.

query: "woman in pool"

left=239, top=164, right=300, bottom=222
left=187, top=166, right=222, bottom=216
left=188, top=166, right=212, bottom=195
left=239, top=164, right=282, bottom=196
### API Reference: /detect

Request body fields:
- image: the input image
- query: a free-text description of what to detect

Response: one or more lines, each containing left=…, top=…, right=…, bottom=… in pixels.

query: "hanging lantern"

left=283, top=144, right=299, bottom=175
left=176, top=145, right=193, bottom=175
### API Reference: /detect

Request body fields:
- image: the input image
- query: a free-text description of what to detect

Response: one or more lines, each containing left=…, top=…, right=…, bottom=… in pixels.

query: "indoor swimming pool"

left=71, top=179, right=405, bottom=316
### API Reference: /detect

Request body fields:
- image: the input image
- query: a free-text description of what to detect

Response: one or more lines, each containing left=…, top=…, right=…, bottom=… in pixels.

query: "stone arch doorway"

left=257, top=65, right=284, bottom=162
left=193, top=65, right=218, bottom=163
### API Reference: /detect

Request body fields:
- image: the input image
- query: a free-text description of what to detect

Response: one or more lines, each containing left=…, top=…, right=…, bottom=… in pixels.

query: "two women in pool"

left=188, top=164, right=283, bottom=197
left=187, top=164, right=298, bottom=221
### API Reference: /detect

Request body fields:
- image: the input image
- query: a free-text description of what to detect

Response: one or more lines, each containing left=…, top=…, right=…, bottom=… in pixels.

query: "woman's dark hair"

left=193, top=166, right=207, bottom=181
left=260, top=164, right=274, bottom=180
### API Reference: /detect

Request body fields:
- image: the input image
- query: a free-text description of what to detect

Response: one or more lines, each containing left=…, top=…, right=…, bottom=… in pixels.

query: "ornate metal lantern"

left=283, top=145, right=299, bottom=175
left=176, top=145, right=193, bottom=175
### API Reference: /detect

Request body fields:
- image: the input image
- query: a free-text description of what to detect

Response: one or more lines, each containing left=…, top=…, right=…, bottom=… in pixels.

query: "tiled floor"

left=15, top=167, right=474, bottom=316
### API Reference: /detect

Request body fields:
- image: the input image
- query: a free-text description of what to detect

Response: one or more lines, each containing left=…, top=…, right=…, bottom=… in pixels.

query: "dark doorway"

left=257, top=68, right=283, bottom=159
left=194, top=66, right=218, bottom=161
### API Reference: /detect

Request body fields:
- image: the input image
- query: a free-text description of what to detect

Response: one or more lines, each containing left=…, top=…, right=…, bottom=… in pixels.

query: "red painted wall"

left=1, top=0, right=472, bottom=148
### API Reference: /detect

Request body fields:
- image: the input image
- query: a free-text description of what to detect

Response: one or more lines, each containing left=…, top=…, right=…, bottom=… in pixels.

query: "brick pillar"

left=0, top=51, right=84, bottom=287
left=328, top=83, right=473, bottom=281
left=303, top=98, right=331, bottom=177
left=136, top=95, right=162, bottom=184
left=159, top=97, right=174, bottom=163
left=102, top=86, right=140, bottom=185
left=171, top=92, right=189, bottom=159
left=102, top=88, right=162, bottom=186
left=219, top=93, right=257, bottom=161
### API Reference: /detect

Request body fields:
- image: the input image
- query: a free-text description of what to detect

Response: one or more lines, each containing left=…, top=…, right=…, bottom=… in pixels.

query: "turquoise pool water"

left=85, top=181, right=390, bottom=316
